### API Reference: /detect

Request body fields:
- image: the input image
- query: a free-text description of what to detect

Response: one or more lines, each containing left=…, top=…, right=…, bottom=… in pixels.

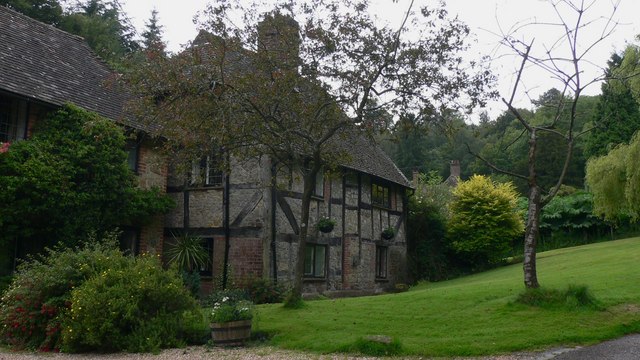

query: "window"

left=0, top=96, right=26, bottom=142
left=124, top=139, right=139, bottom=173
left=304, top=244, right=326, bottom=278
left=372, top=182, right=390, bottom=208
left=191, top=155, right=223, bottom=187
left=199, top=238, right=214, bottom=277
left=375, top=246, right=388, bottom=279
left=119, top=228, right=140, bottom=256
left=313, top=171, right=324, bottom=197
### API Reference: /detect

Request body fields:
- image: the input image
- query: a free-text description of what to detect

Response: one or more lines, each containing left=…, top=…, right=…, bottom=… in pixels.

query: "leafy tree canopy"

left=0, top=104, right=173, bottom=256
left=124, top=0, right=494, bottom=301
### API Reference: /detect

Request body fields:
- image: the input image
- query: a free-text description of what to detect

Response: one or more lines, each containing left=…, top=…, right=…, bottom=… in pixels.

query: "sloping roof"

left=190, top=30, right=412, bottom=189
left=334, top=133, right=412, bottom=188
left=0, top=6, right=132, bottom=126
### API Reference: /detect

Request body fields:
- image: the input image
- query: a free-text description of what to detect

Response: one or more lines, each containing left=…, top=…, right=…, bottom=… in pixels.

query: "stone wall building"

left=1, top=6, right=413, bottom=295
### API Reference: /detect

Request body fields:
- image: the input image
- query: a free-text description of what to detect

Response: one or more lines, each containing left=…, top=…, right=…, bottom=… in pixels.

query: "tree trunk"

left=524, top=128, right=540, bottom=289
left=523, top=185, right=541, bottom=288
left=288, top=163, right=320, bottom=305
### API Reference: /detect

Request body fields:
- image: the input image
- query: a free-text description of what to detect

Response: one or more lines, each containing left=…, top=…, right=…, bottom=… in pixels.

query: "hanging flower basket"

left=317, top=217, right=336, bottom=233
left=381, top=227, right=396, bottom=240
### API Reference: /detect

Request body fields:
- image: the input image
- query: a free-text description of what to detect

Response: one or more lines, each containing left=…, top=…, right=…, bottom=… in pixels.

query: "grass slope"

left=255, top=237, right=640, bottom=357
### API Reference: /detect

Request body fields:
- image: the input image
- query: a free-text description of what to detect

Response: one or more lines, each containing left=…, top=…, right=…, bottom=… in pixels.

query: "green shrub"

left=447, top=175, right=523, bottom=270
left=243, top=277, right=286, bottom=304
left=61, top=254, right=199, bottom=353
left=204, top=288, right=248, bottom=306
left=0, top=237, right=126, bottom=351
left=516, top=285, right=602, bottom=310
left=344, top=336, right=403, bottom=356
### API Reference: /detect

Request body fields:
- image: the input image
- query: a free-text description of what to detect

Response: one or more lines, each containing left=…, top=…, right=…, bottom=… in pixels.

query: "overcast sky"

left=120, top=0, right=640, bottom=120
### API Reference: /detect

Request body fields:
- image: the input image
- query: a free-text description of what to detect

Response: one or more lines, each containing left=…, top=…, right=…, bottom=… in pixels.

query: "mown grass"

left=254, top=237, right=640, bottom=357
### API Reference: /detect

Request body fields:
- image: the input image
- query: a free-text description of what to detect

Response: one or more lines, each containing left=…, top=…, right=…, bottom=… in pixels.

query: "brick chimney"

left=257, top=12, right=300, bottom=72
left=445, top=160, right=460, bottom=187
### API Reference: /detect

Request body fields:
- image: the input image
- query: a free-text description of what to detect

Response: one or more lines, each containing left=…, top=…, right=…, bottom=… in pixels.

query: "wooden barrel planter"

left=210, top=319, right=252, bottom=346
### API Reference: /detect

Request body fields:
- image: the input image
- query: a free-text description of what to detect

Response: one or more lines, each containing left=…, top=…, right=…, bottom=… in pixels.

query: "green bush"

left=343, top=336, right=403, bottom=356
left=447, top=175, right=523, bottom=269
left=61, top=254, right=199, bottom=353
left=0, top=104, right=173, bottom=263
left=516, top=285, right=602, bottom=310
left=0, top=237, right=126, bottom=351
left=243, top=277, right=287, bottom=304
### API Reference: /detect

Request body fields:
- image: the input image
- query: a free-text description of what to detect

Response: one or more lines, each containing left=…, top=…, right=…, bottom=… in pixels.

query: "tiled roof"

left=333, top=132, right=412, bottom=188
left=191, top=30, right=412, bottom=189
left=0, top=6, right=133, bottom=126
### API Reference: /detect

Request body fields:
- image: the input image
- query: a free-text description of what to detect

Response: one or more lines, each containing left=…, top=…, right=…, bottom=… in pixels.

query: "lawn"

left=254, top=237, right=640, bottom=357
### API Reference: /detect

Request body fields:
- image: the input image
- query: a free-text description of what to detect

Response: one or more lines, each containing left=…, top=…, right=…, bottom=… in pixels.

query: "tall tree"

left=140, top=8, right=166, bottom=55
left=59, top=0, right=139, bottom=67
left=0, top=0, right=65, bottom=25
left=585, top=53, right=640, bottom=159
left=125, top=0, right=493, bottom=304
left=471, top=0, right=619, bottom=288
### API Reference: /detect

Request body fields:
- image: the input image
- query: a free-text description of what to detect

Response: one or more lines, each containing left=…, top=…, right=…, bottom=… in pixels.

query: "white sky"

left=120, top=0, right=640, bottom=121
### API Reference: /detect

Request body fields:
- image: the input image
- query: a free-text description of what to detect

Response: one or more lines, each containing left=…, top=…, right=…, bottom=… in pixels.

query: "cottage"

left=0, top=6, right=412, bottom=295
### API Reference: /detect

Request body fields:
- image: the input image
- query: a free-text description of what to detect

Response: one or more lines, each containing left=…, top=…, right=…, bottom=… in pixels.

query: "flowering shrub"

left=0, top=236, right=126, bottom=351
left=0, top=141, right=9, bottom=153
left=210, top=297, right=253, bottom=324
left=61, top=254, right=199, bottom=353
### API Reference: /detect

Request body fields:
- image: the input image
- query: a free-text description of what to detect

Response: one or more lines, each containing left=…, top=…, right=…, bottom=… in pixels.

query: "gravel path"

left=6, top=337, right=640, bottom=360
left=0, top=345, right=548, bottom=360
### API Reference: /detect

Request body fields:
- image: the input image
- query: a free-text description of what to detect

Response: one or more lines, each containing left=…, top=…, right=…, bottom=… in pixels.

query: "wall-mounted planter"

left=381, top=227, right=396, bottom=240
left=317, top=218, right=336, bottom=233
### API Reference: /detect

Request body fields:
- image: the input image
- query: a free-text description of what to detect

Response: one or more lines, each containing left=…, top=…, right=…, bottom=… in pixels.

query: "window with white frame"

left=191, top=155, right=223, bottom=187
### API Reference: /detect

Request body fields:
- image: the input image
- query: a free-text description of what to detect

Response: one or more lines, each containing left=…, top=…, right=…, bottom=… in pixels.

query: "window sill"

left=375, top=277, right=389, bottom=282
left=303, top=277, right=327, bottom=282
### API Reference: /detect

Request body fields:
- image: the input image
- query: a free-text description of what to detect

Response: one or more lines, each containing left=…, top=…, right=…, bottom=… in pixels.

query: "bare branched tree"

left=472, top=0, right=620, bottom=288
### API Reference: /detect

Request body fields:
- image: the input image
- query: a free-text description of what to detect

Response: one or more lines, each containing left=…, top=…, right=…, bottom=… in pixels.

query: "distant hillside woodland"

left=4, top=0, right=640, bottom=282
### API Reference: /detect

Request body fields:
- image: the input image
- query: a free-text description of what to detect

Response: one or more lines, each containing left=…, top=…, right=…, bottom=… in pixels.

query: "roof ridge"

left=1, top=5, right=85, bottom=43
left=0, top=5, right=115, bottom=71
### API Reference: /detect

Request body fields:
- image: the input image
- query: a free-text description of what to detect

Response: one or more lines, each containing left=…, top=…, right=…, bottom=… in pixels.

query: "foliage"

left=0, top=105, right=173, bottom=266
left=515, top=285, right=602, bottom=310
left=61, top=254, right=199, bottom=353
left=243, top=277, right=287, bottom=304
left=209, top=296, right=253, bottom=324
left=140, top=8, right=165, bottom=54
left=342, top=336, right=403, bottom=357
left=204, top=288, right=249, bottom=308
left=407, top=172, right=454, bottom=281
left=257, top=237, right=640, bottom=357
left=447, top=175, right=523, bottom=268
left=164, top=233, right=209, bottom=273
left=539, top=191, right=606, bottom=236
left=586, top=132, right=640, bottom=222
left=58, top=0, right=139, bottom=68
left=0, top=0, right=64, bottom=25
left=381, top=227, right=396, bottom=239
left=316, top=217, right=336, bottom=232
left=0, top=235, right=126, bottom=351
left=585, top=53, right=640, bottom=159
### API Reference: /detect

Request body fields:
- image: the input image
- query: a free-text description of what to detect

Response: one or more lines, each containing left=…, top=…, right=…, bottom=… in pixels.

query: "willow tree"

left=124, top=0, right=493, bottom=304
left=472, top=0, right=620, bottom=288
